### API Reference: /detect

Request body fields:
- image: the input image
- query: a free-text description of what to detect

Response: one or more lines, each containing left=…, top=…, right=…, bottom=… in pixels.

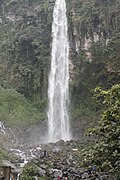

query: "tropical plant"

left=83, top=85, right=120, bottom=179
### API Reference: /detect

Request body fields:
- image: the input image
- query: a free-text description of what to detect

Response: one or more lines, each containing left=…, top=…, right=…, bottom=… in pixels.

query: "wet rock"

left=62, top=171, right=68, bottom=177
left=39, top=149, right=47, bottom=158
left=40, top=164, right=48, bottom=169
left=52, top=147, right=61, bottom=153
left=66, top=158, right=71, bottom=165
left=48, top=168, right=53, bottom=174
left=31, top=158, right=39, bottom=164
left=2, top=160, right=17, bottom=169
left=9, top=140, right=111, bottom=180
left=17, top=159, right=25, bottom=163
left=100, top=173, right=109, bottom=180
left=68, top=154, right=73, bottom=160
left=11, top=168, right=21, bottom=174
left=33, top=176, right=38, bottom=180
left=55, top=140, right=65, bottom=146
left=38, top=167, right=46, bottom=177
left=53, top=169, right=62, bottom=178
left=81, top=172, right=90, bottom=179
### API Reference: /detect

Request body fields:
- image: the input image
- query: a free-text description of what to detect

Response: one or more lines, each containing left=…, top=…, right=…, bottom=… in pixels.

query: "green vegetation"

left=19, top=162, right=47, bottom=180
left=0, top=86, right=46, bottom=128
left=0, top=148, right=17, bottom=166
left=0, top=0, right=52, bottom=101
left=0, top=0, right=53, bottom=130
left=68, top=0, right=120, bottom=120
left=0, top=149, right=9, bottom=165
left=83, top=85, right=120, bottom=179
left=20, top=163, right=38, bottom=180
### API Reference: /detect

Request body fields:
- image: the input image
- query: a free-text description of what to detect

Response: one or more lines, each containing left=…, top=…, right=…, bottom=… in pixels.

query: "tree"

left=84, top=85, right=120, bottom=178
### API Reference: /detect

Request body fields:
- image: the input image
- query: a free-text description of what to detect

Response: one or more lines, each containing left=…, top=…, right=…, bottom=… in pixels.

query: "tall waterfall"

left=47, top=0, right=71, bottom=142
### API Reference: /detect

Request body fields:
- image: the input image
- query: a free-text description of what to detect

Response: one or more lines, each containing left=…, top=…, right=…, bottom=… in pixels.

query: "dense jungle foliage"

left=83, top=84, right=120, bottom=178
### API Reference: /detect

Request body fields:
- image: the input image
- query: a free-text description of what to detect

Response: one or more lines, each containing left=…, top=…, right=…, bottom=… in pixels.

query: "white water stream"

left=47, top=0, right=71, bottom=142
left=0, top=121, right=6, bottom=134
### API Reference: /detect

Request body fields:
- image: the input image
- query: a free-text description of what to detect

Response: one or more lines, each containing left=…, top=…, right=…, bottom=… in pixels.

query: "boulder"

left=38, top=167, right=46, bottom=177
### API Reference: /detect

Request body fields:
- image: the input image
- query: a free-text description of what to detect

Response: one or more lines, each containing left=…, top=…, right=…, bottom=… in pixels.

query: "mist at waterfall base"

left=47, top=0, right=71, bottom=143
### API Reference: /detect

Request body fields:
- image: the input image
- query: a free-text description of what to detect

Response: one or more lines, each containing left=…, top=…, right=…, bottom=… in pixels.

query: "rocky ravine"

left=5, top=140, right=112, bottom=180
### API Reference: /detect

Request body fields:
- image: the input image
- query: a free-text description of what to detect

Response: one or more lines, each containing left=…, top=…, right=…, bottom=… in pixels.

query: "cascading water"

left=0, top=121, right=6, bottom=134
left=47, top=0, right=71, bottom=142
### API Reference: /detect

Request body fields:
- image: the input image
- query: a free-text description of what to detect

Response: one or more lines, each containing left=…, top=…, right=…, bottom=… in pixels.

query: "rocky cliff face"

left=67, top=0, right=120, bottom=104
left=68, top=0, right=120, bottom=59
